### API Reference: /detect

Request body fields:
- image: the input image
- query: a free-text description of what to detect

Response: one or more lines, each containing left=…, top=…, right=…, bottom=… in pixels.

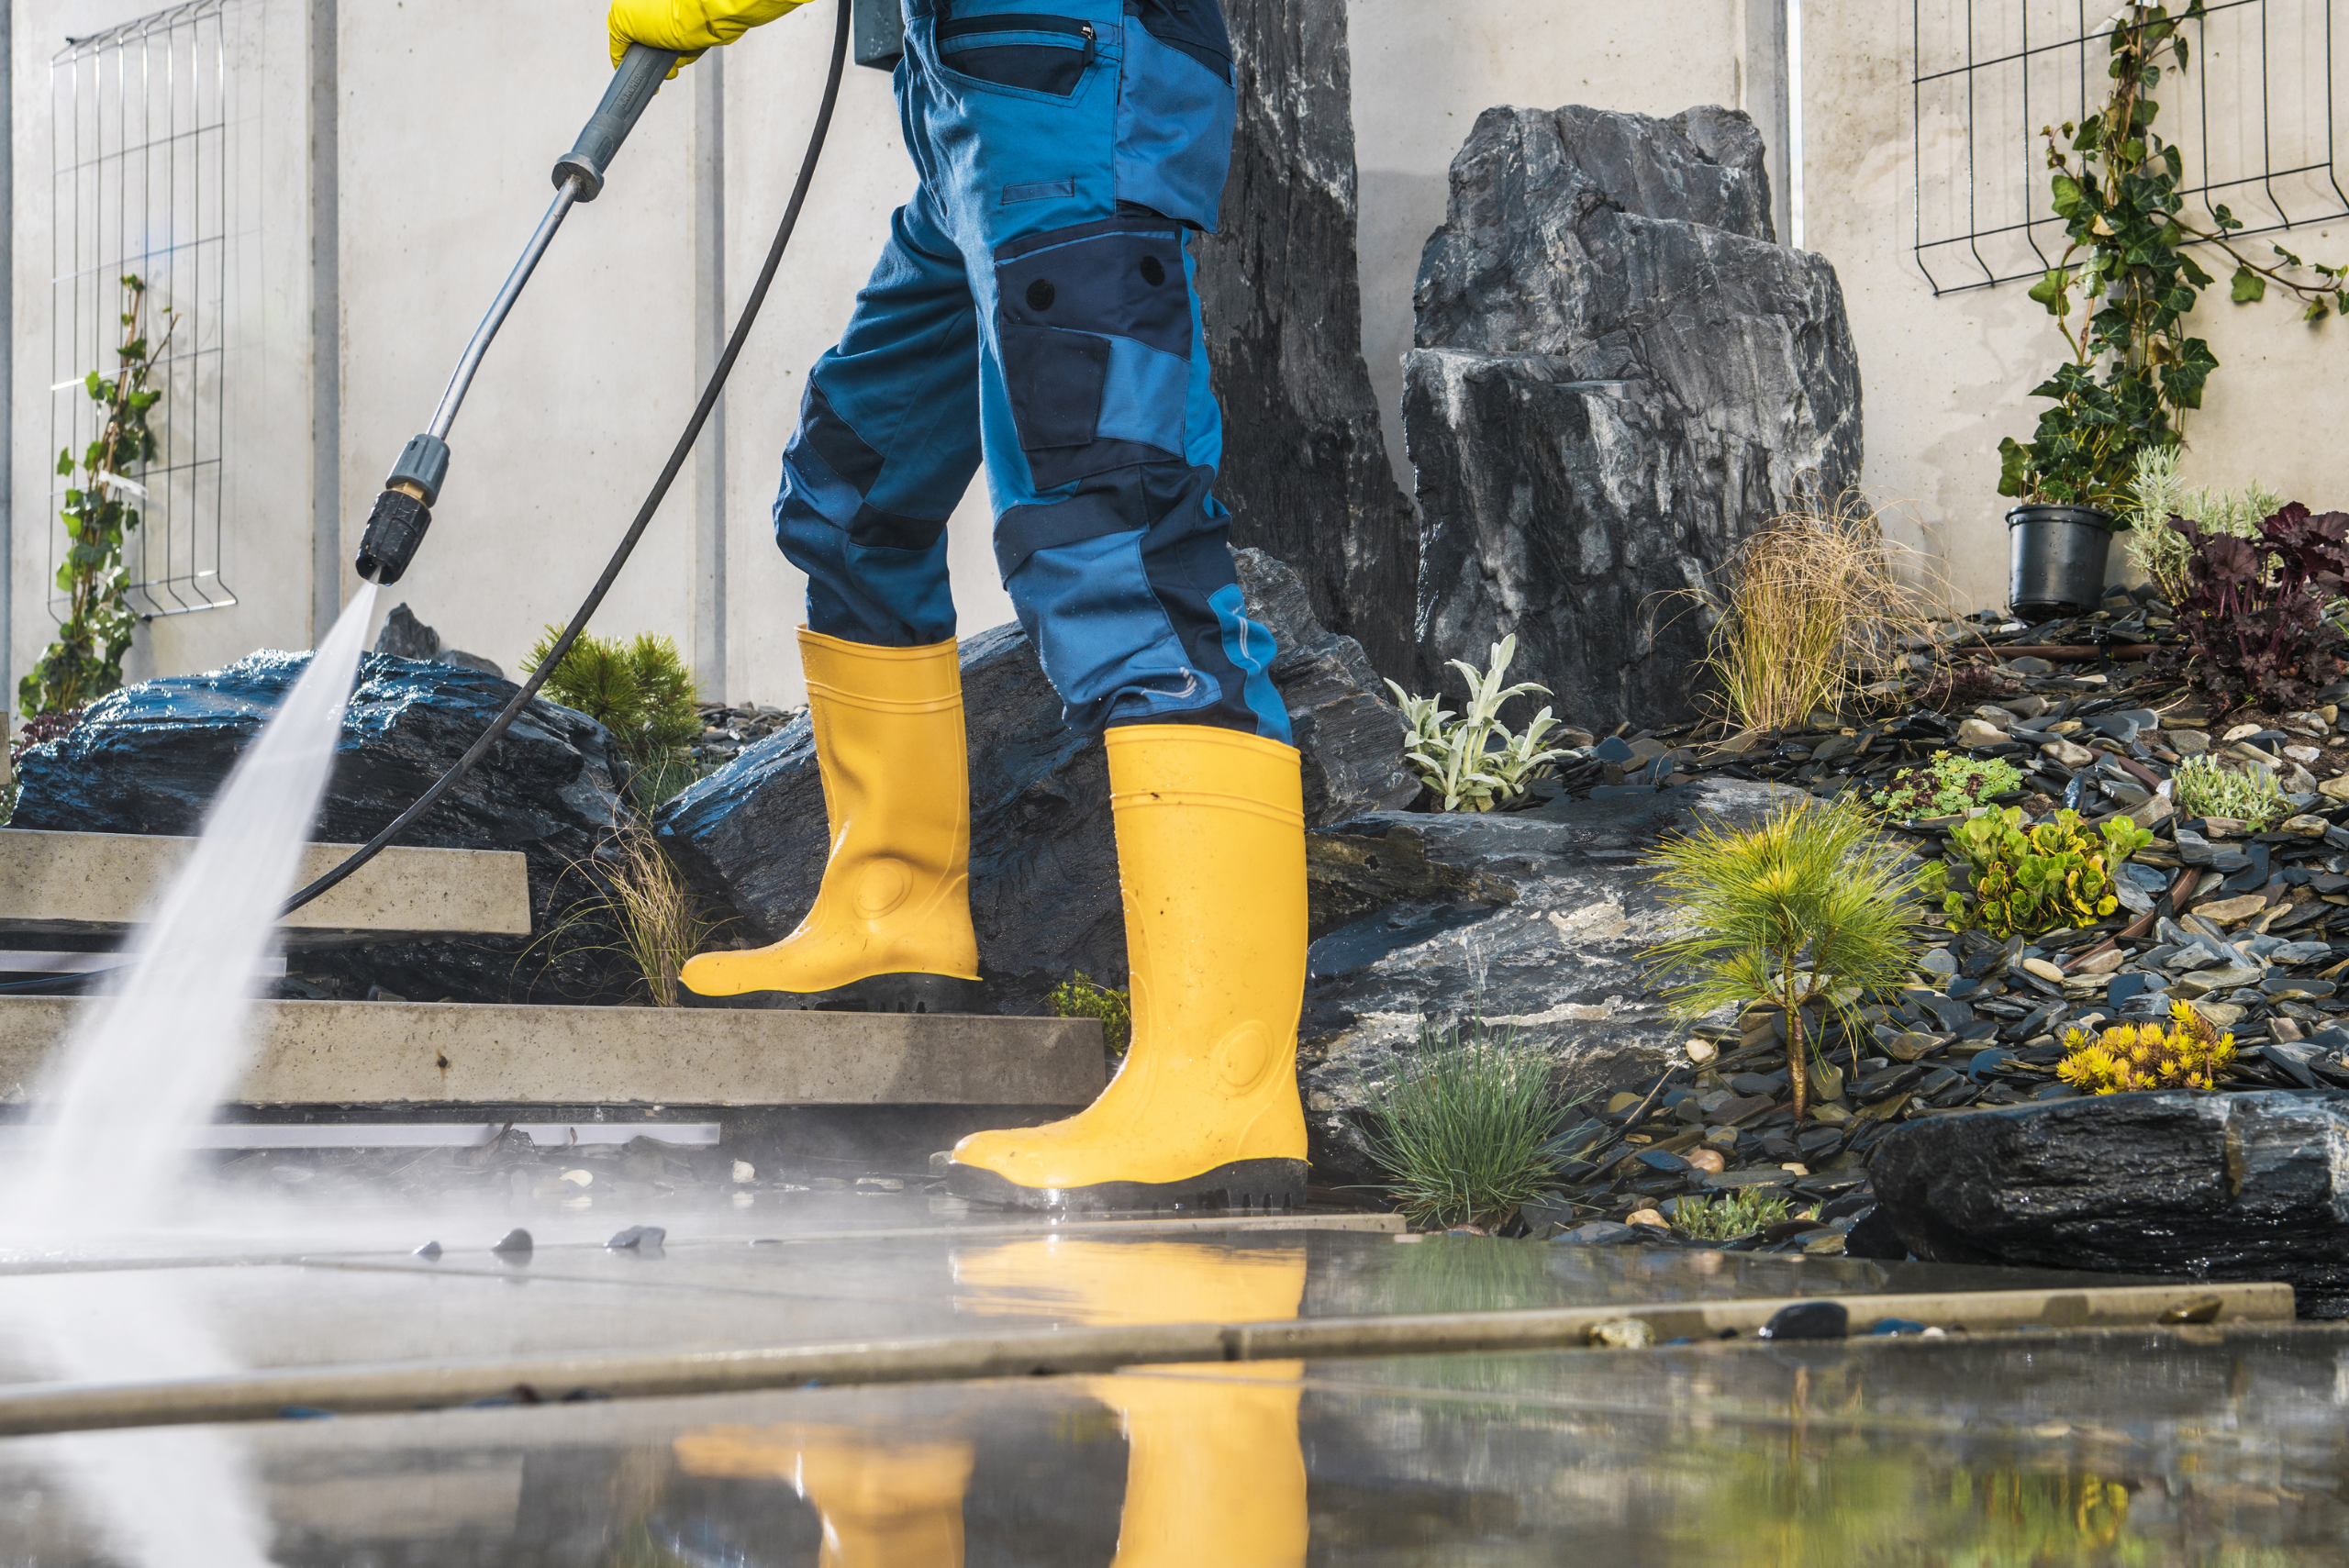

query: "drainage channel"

left=0, top=1280, right=2291, bottom=1440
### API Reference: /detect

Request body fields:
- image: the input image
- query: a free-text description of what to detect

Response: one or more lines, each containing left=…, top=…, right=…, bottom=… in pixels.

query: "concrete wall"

left=1804, top=1, right=2349, bottom=613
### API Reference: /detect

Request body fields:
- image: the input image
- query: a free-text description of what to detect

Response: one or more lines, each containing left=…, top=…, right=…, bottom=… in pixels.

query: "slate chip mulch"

left=1516, top=583, right=2349, bottom=1255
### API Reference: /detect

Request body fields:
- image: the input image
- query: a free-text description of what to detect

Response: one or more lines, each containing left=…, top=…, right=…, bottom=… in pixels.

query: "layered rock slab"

left=1405, top=104, right=1863, bottom=728
left=655, top=550, right=1416, bottom=1012
left=11, top=653, right=629, bottom=1002
left=1872, top=1091, right=2349, bottom=1317
left=1300, top=775, right=1805, bottom=1185
left=1197, top=0, right=1418, bottom=682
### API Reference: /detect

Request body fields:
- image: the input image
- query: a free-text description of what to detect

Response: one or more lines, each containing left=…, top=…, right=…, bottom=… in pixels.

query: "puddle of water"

left=9, top=1327, right=2349, bottom=1565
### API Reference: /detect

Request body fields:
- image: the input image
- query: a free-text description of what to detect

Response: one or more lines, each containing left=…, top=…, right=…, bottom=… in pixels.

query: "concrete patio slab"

left=0, top=998, right=1105, bottom=1107
left=0, top=829, right=531, bottom=946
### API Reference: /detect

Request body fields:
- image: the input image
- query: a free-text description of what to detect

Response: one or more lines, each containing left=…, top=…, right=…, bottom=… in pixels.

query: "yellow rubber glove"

left=608, top=0, right=808, bottom=74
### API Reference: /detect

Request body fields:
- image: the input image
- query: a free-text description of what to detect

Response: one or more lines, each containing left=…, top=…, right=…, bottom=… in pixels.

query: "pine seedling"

left=1643, top=799, right=1922, bottom=1119
left=524, top=625, right=706, bottom=810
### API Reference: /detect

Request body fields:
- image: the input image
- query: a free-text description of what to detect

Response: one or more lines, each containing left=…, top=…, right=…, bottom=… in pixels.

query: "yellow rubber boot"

left=672, top=1424, right=974, bottom=1568
left=946, top=725, right=1307, bottom=1210
left=680, top=628, right=980, bottom=1006
left=952, top=1237, right=1308, bottom=1568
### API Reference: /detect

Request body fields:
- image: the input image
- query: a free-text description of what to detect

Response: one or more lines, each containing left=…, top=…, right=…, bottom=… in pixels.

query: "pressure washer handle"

left=552, top=42, right=680, bottom=201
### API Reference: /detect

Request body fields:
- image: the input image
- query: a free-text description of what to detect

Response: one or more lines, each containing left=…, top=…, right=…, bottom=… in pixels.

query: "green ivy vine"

left=22, top=275, right=173, bottom=718
left=1998, top=1, right=2348, bottom=516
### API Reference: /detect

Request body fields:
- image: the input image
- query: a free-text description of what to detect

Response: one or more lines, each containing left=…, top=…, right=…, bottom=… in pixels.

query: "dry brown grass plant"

left=537, top=821, right=723, bottom=1007
left=1691, top=499, right=1932, bottom=740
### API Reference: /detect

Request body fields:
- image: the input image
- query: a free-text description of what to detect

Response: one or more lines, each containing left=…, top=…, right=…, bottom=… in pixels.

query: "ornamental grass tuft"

left=1364, top=1017, right=1576, bottom=1230
left=2057, top=1002, right=2237, bottom=1094
left=1643, top=799, right=1922, bottom=1119
left=1687, top=499, right=1928, bottom=738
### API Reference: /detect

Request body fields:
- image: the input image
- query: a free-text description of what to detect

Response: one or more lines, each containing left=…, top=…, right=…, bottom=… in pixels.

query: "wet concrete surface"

left=0, top=1191, right=2173, bottom=1381
left=3, top=1195, right=2342, bottom=1562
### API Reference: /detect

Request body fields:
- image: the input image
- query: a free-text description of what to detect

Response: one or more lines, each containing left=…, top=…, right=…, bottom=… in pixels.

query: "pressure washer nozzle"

left=354, top=485, right=432, bottom=585
left=355, top=432, right=451, bottom=584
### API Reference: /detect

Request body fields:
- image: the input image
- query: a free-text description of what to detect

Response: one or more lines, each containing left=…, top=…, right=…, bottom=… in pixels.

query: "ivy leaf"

left=2028, top=268, right=2075, bottom=313
left=2306, top=295, right=2331, bottom=323
left=2049, top=173, right=2087, bottom=217
left=2232, top=266, right=2267, bottom=304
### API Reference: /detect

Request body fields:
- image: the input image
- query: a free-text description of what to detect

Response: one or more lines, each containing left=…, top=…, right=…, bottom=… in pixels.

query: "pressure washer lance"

left=352, top=41, right=678, bottom=587
left=0, top=4, right=844, bottom=991
left=258, top=0, right=849, bottom=928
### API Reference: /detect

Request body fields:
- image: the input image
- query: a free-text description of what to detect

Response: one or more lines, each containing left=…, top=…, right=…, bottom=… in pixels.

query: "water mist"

left=22, top=581, right=379, bottom=1233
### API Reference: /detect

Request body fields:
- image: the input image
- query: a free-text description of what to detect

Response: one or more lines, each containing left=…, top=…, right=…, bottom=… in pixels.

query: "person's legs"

left=678, top=196, right=987, bottom=1010
left=893, top=0, right=1308, bottom=1207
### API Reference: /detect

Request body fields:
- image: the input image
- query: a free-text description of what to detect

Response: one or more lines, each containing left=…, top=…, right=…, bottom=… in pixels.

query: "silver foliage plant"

left=1386, top=634, right=1570, bottom=812
left=2123, top=444, right=2280, bottom=604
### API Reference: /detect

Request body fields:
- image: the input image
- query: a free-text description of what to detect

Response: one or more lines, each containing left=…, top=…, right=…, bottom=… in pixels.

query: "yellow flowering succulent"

left=2057, top=1002, right=2236, bottom=1094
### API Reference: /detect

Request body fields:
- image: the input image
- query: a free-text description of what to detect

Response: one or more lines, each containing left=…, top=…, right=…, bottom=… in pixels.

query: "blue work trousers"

left=772, top=0, right=1288, bottom=740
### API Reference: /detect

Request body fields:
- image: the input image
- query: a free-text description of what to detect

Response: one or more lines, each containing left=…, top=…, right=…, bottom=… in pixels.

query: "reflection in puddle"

left=6, top=1272, right=274, bottom=1567
left=6, top=1232, right=2349, bottom=1563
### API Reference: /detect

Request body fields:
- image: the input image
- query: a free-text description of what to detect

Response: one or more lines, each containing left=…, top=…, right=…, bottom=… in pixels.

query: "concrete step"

left=0, top=996, right=1104, bottom=1109
left=0, top=829, right=530, bottom=947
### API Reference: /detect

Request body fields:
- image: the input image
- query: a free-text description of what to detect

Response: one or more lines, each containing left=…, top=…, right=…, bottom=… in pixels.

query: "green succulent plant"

left=1673, top=1189, right=1798, bottom=1241
left=1924, top=807, right=2154, bottom=939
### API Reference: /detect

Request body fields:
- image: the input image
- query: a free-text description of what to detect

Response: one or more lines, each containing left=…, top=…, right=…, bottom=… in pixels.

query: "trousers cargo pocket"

left=936, top=12, right=1098, bottom=96
left=997, top=321, right=1110, bottom=451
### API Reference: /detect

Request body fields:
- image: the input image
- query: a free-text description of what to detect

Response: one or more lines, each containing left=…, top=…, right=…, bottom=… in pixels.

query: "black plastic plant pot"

left=2007, top=505, right=2114, bottom=617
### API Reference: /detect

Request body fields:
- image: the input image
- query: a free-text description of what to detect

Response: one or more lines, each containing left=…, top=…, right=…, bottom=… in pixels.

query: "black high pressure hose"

left=276, top=0, right=851, bottom=919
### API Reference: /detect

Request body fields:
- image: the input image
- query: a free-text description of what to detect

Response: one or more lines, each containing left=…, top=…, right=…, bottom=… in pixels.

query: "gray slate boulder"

left=1404, top=104, right=1863, bottom=728
left=372, top=602, right=507, bottom=681
left=1872, top=1091, right=2349, bottom=1317
left=1299, top=775, right=1804, bottom=1186
left=654, top=550, right=1417, bottom=1010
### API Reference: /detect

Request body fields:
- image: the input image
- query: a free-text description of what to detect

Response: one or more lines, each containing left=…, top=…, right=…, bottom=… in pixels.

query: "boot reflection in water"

left=673, top=1425, right=974, bottom=1568
left=954, top=1236, right=1309, bottom=1568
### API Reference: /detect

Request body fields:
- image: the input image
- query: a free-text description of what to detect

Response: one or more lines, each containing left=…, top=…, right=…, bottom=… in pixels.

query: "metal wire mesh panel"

left=1913, top=0, right=2349, bottom=295
left=50, top=0, right=250, bottom=619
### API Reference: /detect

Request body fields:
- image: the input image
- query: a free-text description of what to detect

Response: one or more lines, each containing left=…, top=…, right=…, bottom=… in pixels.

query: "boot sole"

left=691, top=973, right=984, bottom=1015
left=945, top=1157, right=1308, bottom=1215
